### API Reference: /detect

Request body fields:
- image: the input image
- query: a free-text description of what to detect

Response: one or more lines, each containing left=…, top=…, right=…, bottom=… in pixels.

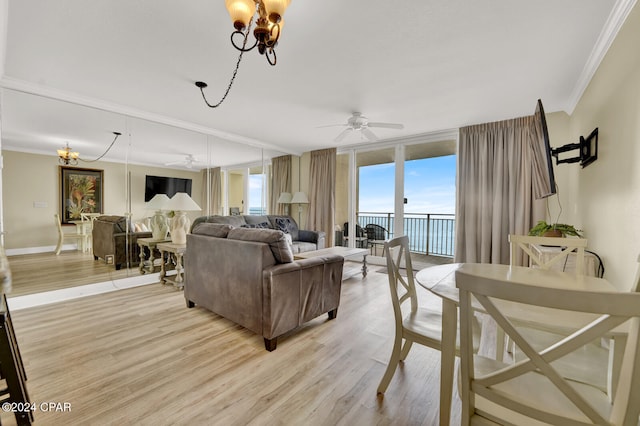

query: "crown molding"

left=0, top=76, right=301, bottom=156
left=565, top=0, right=638, bottom=114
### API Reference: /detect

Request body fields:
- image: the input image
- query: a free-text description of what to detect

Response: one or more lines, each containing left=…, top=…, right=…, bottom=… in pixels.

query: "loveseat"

left=92, top=215, right=152, bottom=270
left=184, top=223, right=344, bottom=351
left=190, top=214, right=325, bottom=253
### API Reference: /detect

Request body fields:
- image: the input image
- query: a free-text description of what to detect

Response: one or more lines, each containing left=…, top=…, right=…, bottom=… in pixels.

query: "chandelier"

left=195, top=0, right=291, bottom=108
left=56, top=132, right=121, bottom=166
left=225, top=0, right=290, bottom=65
left=57, top=143, right=79, bottom=166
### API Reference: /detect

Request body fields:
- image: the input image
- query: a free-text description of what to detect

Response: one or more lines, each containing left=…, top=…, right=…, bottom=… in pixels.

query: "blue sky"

left=359, top=155, right=456, bottom=214
left=249, top=154, right=456, bottom=214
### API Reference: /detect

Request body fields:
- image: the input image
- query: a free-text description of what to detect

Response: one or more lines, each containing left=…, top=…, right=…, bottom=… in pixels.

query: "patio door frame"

left=339, top=129, right=459, bottom=249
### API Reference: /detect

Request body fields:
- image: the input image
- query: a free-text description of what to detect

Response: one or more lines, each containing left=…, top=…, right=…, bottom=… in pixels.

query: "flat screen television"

left=144, top=175, right=192, bottom=202
left=531, top=99, right=557, bottom=199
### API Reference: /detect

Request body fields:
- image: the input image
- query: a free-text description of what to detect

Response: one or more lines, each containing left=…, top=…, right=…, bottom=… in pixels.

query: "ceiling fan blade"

left=367, top=122, right=404, bottom=129
left=334, top=128, right=353, bottom=142
left=317, top=124, right=348, bottom=129
left=361, top=127, right=379, bottom=142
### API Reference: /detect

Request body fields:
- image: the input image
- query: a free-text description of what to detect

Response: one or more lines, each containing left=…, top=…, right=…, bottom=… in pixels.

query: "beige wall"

left=2, top=150, right=203, bottom=251
left=556, top=3, right=640, bottom=289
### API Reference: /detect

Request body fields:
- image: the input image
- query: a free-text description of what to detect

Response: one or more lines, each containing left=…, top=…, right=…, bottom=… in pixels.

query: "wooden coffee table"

left=294, top=246, right=368, bottom=279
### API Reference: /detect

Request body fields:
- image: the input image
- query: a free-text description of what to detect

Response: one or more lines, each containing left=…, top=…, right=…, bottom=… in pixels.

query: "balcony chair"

left=456, top=258, right=640, bottom=426
left=54, top=213, right=87, bottom=255
left=377, top=235, right=480, bottom=395
left=364, top=223, right=388, bottom=256
left=342, top=222, right=367, bottom=248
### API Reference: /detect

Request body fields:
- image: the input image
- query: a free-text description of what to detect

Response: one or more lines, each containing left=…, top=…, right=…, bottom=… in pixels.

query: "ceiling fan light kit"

left=196, top=0, right=291, bottom=108
left=323, top=112, right=405, bottom=142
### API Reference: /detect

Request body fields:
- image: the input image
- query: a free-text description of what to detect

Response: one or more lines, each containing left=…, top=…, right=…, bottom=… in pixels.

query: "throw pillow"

left=227, top=227, right=294, bottom=263
left=284, top=233, right=294, bottom=252
left=192, top=223, right=234, bottom=238
left=273, top=217, right=299, bottom=241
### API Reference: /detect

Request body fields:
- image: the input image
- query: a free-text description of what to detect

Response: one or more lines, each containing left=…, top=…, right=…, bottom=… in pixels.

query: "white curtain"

left=455, top=116, right=545, bottom=265
left=270, top=155, right=292, bottom=215
left=308, top=148, right=336, bottom=247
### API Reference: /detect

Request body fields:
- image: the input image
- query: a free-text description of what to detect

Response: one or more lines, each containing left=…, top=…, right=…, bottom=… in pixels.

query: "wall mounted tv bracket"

left=551, top=127, right=598, bottom=168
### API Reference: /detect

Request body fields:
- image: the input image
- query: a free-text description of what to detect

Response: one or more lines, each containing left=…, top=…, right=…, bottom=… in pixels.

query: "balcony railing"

left=357, top=212, right=455, bottom=257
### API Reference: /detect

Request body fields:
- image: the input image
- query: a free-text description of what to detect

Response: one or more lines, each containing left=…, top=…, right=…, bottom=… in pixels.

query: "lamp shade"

left=291, top=192, right=309, bottom=204
left=263, top=0, right=291, bottom=22
left=145, top=193, right=170, bottom=210
left=277, top=192, right=292, bottom=203
left=165, top=193, right=201, bottom=212
left=225, top=0, right=256, bottom=30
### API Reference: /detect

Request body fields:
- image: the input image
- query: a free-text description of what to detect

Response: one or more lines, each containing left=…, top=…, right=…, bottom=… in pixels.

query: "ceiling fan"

left=164, top=154, right=203, bottom=169
left=320, top=112, right=404, bottom=142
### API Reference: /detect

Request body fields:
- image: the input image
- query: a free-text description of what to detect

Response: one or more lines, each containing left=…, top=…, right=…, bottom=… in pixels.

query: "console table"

left=157, top=242, right=186, bottom=289
left=137, top=237, right=171, bottom=275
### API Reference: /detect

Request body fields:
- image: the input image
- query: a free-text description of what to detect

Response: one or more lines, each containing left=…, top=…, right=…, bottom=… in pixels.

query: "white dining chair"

left=497, top=234, right=590, bottom=361
left=457, top=262, right=640, bottom=426
left=80, top=212, right=100, bottom=252
left=54, top=213, right=87, bottom=255
left=509, top=234, right=588, bottom=275
left=376, top=235, right=481, bottom=395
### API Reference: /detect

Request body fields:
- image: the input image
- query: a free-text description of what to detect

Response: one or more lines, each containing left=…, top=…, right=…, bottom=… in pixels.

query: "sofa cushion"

left=245, top=215, right=272, bottom=226
left=205, top=215, right=247, bottom=228
left=272, top=216, right=299, bottom=241
left=192, top=223, right=234, bottom=238
left=292, top=241, right=317, bottom=254
left=227, top=227, right=294, bottom=264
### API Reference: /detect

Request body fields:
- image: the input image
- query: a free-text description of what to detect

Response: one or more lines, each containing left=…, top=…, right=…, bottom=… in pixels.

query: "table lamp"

left=277, top=192, right=292, bottom=215
left=146, top=194, right=170, bottom=240
left=291, top=191, right=309, bottom=224
left=165, top=193, right=202, bottom=245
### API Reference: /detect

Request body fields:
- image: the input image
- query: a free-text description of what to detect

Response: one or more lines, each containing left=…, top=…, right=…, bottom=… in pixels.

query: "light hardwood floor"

left=4, top=265, right=461, bottom=425
left=6, top=251, right=136, bottom=297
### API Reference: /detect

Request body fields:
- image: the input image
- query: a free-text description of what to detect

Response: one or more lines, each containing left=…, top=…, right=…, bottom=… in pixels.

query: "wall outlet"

left=33, top=201, right=48, bottom=208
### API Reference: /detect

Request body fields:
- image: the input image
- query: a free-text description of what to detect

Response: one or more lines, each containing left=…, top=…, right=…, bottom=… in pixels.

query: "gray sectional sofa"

left=184, top=222, right=343, bottom=351
left=190, top=214, right=325, bottom=254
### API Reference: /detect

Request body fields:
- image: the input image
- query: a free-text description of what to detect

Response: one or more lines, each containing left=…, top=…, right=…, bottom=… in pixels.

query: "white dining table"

left=415, top=262, right=626, bottom=426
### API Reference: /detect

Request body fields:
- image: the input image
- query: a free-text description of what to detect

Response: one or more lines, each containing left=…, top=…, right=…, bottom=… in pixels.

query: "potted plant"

left=528, top=221, right=583, bottom=238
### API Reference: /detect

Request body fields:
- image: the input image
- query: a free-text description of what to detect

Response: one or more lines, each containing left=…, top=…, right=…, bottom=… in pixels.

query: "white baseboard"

left=5, top=244, right=79, bottom=256
left=7, top=273, right=160, bottom=311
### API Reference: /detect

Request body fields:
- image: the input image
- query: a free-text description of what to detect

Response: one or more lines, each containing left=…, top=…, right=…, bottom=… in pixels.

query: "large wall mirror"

left=1, top=88, right=281, bottom=299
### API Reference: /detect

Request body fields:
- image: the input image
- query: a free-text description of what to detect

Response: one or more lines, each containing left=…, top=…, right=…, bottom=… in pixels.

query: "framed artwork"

left=60, top=166, right=104, bottom=224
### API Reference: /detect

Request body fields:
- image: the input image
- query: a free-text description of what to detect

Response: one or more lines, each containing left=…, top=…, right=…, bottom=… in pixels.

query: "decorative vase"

left=170, top=211, right=190, bottom=245
left=150, top=211, right=169, bottom=240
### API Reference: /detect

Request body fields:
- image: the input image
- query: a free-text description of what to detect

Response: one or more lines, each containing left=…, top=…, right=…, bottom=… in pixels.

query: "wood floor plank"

left=4, top=261, right=462, bottom=425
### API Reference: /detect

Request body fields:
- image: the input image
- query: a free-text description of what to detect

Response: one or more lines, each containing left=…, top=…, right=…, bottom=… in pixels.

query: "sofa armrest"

left=262, top=255, right=343, bottom=340
left=298, top=230, right=326, bottom=249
